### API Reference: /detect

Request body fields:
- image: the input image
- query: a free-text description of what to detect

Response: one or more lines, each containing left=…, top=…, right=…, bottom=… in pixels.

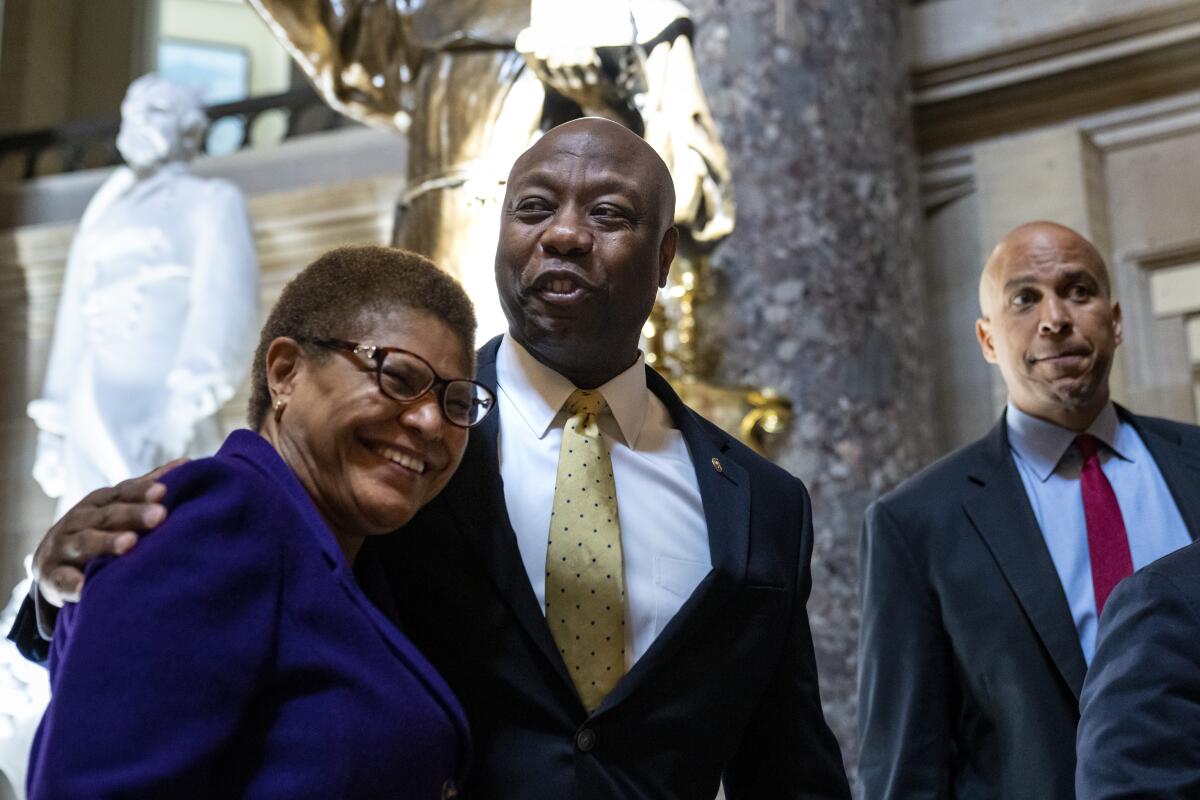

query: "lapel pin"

left=711, top=457, right=723, bottom=473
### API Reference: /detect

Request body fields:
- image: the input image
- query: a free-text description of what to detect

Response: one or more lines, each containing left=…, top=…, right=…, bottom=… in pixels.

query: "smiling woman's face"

left=268, top=308, right=472, bottom=550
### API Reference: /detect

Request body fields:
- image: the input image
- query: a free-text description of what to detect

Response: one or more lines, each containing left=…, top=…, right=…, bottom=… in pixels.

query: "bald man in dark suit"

left=858, top=222, right=1200, bottom=798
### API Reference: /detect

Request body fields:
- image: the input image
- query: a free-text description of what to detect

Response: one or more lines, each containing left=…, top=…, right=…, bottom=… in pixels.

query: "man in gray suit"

left=858, top=221, right=1200, bottom=798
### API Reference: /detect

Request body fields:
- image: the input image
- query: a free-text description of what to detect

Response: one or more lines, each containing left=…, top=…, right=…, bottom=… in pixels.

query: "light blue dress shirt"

left=1007, top=402, right=1193, bottom=663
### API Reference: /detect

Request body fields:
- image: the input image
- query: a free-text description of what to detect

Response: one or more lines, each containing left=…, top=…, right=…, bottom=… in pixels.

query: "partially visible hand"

left=33, top=460, right=187, bottom=606
left=516, top=31, right=610, bottom=113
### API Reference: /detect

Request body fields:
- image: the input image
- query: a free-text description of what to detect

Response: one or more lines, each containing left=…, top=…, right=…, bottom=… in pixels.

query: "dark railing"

left=0, top=84, right=344, bottom=181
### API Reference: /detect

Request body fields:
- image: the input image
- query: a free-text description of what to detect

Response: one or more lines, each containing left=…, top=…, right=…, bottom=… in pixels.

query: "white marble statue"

left=2, top=73, right=258, bottom=800
left=0, top=561, right=50, bottom=799
left=27, top=73, right=259, bottom=519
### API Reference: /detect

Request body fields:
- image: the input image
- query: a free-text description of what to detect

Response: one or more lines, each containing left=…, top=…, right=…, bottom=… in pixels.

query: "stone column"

left=685, top=0, right=932, bottom=768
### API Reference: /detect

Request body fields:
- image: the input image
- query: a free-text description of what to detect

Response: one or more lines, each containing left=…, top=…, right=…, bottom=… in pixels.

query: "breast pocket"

left=653, top=555, right=713, bottom=637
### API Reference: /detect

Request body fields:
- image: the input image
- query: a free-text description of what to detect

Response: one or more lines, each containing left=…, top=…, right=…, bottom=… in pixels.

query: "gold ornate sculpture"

left=647, top=254, right=794, bottom=455
left=249, top=0, right=791, bottom=454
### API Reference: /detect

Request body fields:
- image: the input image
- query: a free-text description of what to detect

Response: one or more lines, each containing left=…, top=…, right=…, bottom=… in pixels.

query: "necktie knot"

left=566, top=389, right=609, bottom=420
left=1076, top=433, right=1100, bottom=461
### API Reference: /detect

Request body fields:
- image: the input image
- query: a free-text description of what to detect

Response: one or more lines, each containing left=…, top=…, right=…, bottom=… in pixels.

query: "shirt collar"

left=496, top=335, right=649, bottom=447
left=1006, top=401, right=1131, bottom=481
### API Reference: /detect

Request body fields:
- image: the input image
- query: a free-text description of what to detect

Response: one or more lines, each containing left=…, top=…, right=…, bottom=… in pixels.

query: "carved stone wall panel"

left=909, top=0, right=1198, bottom=75
left=1103, top=126, right=1200, bottom=422
left=911, top=0, right=1200, bottom=151
left=922, top=188, right=994, bottom=451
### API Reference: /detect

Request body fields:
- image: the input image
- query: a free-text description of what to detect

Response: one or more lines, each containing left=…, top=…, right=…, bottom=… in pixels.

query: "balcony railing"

left=0, top=85, right=344, bottom=181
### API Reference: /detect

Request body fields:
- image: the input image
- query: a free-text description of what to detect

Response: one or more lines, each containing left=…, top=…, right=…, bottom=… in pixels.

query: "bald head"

left=495, top=116, right=680, bottom=389
left=979, top=221, right=1111, bottom=318
left=508, top=117, right=676, bottom=232
left=974, top=219, right=1122, bottom=431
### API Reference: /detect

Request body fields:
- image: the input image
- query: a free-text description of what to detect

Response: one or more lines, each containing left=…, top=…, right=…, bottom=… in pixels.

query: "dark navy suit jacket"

left=27, top=430, right=470, bottom=800
left=1076, top=536, right=1200, bottom=798
left=367, top=336, right=850, bottom=799
left=858, top=409, right=1200, bottom=800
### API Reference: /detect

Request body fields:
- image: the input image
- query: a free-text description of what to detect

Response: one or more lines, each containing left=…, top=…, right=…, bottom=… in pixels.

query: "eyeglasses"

left=303, top=338, right=495, bottom=428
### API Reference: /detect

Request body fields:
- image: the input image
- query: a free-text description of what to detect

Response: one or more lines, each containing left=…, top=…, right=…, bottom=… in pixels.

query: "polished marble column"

left=685, top=0, right=933, bottom=768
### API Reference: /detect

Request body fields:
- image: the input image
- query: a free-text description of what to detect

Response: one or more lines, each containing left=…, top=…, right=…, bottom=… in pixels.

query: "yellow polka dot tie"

left=545, top=389, right=626, bottom=712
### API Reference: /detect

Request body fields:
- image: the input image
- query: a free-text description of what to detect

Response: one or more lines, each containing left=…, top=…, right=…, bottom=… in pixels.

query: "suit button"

left=441, top=778, right=458, bottom=798
left=576, top=728, right=596, bottom=752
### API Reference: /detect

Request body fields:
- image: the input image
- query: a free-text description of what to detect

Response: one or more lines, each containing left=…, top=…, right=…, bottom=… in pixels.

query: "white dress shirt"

left=496, top=335, right=711, bottom=668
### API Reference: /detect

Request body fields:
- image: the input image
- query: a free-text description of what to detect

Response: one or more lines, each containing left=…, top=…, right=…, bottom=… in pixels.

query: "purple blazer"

left=28, top=430, right=471, bottom=799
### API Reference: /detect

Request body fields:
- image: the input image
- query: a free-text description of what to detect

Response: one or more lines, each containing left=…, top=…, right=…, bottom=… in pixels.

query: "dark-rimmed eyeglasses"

left=302, top=338, right=495, bottom=428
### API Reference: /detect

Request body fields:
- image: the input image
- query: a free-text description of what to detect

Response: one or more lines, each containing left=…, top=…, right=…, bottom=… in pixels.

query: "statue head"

left=116, top=74, right=208, bottom=173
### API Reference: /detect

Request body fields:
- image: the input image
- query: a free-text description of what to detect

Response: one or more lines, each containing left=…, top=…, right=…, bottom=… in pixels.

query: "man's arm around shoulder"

left=7, top=465, right=181, bottom=663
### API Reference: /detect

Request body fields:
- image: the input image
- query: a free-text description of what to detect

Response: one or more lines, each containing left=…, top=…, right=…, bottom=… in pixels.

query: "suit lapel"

left=1124, top=408, right=1200, bottom=541
left=596, top=368, right=751, bottom=713
left=452, top=340, right=753, bottom=713
left=651, top=371, right=751, bottom=584
left=446, top=338, right=576, bottom=691
left=963, top=416, right=1088, bottom=699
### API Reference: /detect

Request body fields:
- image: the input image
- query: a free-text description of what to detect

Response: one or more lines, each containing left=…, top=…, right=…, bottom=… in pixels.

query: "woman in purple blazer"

left=28, top=246, right=495, bottom=799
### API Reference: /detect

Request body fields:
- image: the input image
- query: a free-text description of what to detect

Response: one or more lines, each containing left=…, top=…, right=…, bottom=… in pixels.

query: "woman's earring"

left=273, top=396, right=286, bottom=422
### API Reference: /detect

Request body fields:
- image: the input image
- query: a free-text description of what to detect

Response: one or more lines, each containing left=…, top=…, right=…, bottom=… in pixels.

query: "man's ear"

left=1112, top=300, right=1123, bottom=347
left=265, top=337, right=304, bottom=403
left=657, top=226, right=678, bottom=288
left=976, top=318, right=998, bottom=364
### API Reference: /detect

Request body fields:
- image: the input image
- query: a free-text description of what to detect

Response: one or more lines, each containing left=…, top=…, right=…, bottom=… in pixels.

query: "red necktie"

left=1076, top=434, right=1133, bottom=616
